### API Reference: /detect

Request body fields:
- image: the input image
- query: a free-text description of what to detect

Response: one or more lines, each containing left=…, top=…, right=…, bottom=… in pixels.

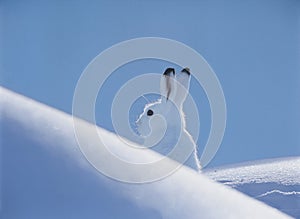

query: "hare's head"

left=135, top=67, right=201, bottom=171
left=136, top=67, right=191, bottom=143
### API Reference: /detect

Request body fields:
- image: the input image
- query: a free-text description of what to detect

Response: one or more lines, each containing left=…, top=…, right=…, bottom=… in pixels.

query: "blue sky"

left=1, top=0, right=299, bottom=167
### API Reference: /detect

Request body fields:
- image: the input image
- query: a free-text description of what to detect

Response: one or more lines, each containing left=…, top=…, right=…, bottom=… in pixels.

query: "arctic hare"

left=136, top=68, right=201, bottom=171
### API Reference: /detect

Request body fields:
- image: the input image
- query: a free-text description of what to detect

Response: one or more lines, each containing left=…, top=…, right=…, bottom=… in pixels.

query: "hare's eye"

left=147, top=109, right=154, bottom=116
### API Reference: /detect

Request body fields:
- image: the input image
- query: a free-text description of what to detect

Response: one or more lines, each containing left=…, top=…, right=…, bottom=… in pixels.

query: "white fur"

left=136, top=68, right=201, bottom=171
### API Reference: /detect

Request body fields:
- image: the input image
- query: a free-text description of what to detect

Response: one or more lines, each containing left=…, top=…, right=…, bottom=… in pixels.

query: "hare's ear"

left=160, top=68, right=176, bottom=101
left=173, top=67, right=191, bottom=106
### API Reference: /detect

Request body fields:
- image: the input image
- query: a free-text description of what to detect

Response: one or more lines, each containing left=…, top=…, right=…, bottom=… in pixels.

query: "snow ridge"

left=204, top=157, right=300, bottom=186
left=256, top=190, right=300, bottom=198
left=0, top=86, right=292, bottom=219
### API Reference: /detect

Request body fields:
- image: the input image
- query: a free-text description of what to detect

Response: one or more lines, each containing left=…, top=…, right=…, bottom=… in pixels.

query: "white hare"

left=136, top=67, right=201, bottom=171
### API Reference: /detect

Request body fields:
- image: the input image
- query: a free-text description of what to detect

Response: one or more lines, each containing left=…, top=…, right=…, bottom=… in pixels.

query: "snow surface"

left=204, top=157, right=300, bottom=218
left=0, top=86, right=292, bottom=218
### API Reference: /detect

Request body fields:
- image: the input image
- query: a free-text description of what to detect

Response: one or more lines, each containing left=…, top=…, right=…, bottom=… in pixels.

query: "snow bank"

left=204, top=157, right=300, bottom=218
left=0, top=86, right=291, bottom=218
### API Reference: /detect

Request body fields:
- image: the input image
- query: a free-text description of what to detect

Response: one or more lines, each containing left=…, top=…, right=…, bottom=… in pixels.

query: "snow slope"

left=204, top=157, right=300, bottom=218
left=0, top=86, right=291, bottom=218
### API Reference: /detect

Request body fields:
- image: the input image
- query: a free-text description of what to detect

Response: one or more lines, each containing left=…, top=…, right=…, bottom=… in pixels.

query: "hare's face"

left=136, top=101, right=165, bottom=137
left=136, top=100, right=182, bottom=138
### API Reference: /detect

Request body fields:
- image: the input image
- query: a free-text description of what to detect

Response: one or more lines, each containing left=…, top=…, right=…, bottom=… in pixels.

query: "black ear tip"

left=181, top=67, right=190, bottom=75
left=163, top=67, right=175, bottom=76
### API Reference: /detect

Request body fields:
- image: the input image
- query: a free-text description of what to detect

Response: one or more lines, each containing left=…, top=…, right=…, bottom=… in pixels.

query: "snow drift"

left=0, top=86, right=291, bottom=218
left=204, top=157, right=300, bottom=218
